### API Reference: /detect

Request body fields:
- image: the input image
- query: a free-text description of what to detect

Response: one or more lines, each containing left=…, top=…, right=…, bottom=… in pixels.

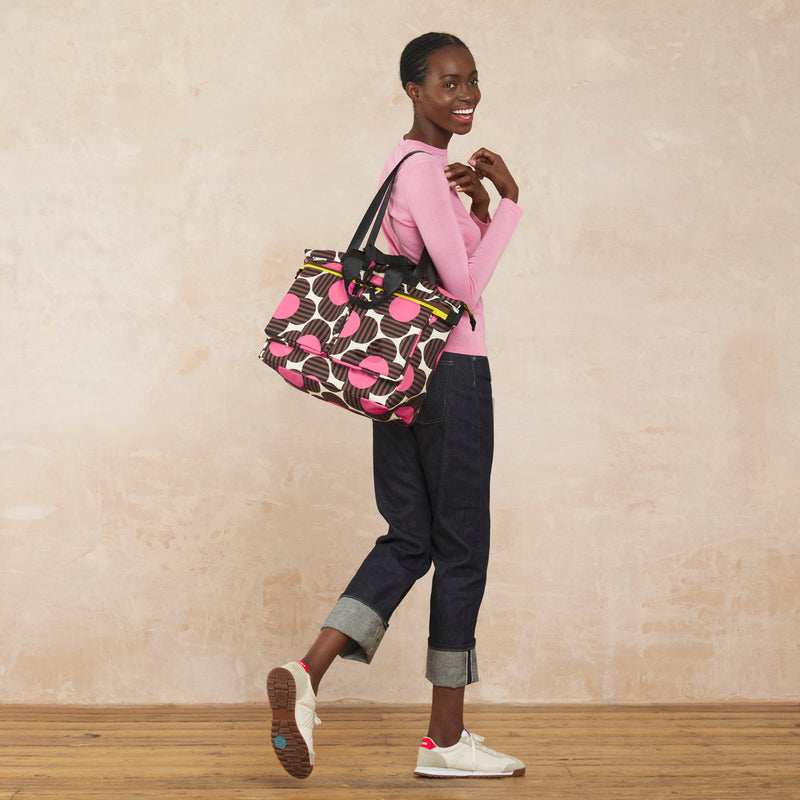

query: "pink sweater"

left=380, top=139, right=523, bottom=356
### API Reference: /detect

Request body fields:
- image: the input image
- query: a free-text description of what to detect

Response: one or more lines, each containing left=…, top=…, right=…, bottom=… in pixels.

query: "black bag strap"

left=341, top=151, right=437, bottom=306
left=345, top=151, right=425, bottom=254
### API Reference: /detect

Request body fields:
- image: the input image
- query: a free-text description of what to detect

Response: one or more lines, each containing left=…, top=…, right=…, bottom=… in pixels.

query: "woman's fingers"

left=468, top=148, right=519, bottom=202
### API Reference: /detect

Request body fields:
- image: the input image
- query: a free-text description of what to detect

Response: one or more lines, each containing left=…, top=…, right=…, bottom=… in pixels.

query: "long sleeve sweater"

left=379, top=138, right=523, bottom=357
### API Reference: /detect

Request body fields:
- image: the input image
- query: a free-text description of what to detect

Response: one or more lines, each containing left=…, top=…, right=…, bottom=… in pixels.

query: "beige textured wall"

left=2, top=0, right=798, bottom=704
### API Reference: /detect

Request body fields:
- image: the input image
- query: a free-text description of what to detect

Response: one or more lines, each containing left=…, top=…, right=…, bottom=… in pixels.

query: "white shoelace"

left=297, top=703, right=321, bottom=731
left=462, top=729, right=502, bottom=771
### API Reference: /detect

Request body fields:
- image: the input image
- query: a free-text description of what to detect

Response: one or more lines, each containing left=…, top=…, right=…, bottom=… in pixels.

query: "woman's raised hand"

left=468, top=148, right=519, bottom=204
left=444, top=161, right=491, bottom=222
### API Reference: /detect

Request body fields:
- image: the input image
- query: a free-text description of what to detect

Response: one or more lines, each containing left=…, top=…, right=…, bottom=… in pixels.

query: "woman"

left=267, top=32, right=524, bottom=780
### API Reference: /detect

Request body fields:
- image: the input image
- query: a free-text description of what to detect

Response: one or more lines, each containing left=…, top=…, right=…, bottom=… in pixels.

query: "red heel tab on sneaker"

left=420, top=737, right=437, bottom=750
left=297, top=660, right=311, bottom=674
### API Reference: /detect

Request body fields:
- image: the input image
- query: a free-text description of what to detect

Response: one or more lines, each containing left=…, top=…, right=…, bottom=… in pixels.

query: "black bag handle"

left=345, top=151, right=423, bottom=255
left=341, top=151, right=437, bottom=308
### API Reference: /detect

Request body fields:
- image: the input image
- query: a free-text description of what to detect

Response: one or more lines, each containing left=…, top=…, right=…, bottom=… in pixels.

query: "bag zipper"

left=303, top=262, right=460, bottom=323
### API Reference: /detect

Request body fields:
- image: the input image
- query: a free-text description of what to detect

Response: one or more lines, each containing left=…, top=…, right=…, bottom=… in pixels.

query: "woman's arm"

left=397, top=156, right=522, bottom=308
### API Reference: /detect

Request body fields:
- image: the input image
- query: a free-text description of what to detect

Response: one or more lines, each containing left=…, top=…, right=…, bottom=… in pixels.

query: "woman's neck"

left=404, top=122, right=451, bottom=150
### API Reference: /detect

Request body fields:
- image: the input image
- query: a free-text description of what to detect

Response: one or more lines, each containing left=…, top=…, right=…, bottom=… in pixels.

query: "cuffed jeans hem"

left=426, top=646, right=479, bottom=688
left=321, top=595, right=387, bottom=665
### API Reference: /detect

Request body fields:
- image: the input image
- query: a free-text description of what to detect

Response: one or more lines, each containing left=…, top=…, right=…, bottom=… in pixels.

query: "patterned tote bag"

left=259, top=152, right=471, bottom=425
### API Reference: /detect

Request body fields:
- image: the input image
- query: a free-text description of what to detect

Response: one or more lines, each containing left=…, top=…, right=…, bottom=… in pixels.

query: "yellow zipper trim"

left=304, top=264, right=342, bottom=278
left=392, top=292, right=449, bottom=320
left=304, top=263, right=453, bottom=321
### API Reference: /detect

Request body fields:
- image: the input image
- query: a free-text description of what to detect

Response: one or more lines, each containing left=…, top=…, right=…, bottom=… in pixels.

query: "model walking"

left=267, top=31, right=524, bottom=780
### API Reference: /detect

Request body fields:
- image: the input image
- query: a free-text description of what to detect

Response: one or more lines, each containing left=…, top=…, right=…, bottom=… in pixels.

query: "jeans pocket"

left=416, top=361, right=452, bottom=425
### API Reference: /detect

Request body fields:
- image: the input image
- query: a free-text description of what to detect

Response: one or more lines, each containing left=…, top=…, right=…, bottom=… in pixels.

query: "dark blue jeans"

left=322, top=354, right=494, bottom=687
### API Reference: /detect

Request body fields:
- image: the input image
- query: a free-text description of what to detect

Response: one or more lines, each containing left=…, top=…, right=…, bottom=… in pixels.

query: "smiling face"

left=405, top=45, right=481, bottom=148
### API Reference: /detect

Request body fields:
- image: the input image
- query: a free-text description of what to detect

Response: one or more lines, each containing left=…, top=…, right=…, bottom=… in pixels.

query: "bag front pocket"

left=327, top=294, right=433, bottom=385
left=264, top=262, right=351, bottom=355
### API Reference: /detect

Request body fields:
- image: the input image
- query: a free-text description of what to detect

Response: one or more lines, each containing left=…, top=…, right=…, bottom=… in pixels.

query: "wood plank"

left=0, top=704, right=798, bottom=799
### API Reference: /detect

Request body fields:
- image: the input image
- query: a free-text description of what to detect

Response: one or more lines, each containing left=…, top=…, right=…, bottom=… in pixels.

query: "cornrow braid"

left=399, top=32, right=469, bottom=88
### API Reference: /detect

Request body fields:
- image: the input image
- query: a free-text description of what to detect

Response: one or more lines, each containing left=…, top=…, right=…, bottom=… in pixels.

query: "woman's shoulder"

left=381, top=139, right=447, bottom=179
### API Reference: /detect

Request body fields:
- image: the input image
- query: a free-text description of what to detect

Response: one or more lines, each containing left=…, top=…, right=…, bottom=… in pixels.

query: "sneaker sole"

left=415, top=766, right=526, bottom=778
left=267, top=667, right=313, bottom=779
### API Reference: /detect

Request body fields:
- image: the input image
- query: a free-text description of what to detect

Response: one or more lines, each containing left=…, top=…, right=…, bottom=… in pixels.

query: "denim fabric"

left=323, top=354, right=494, bottom=687
left=322, top=595, right=386, bottom=664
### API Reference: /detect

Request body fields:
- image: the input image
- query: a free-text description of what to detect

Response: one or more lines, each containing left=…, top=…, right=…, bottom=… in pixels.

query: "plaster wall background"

left=1, top=0, right=798, bottom=703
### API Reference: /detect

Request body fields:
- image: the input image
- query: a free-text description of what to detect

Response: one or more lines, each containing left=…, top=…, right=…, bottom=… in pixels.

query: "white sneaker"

left=267, top=661, right=320, bottom=779
left=414, top=729, right=526, bottom=778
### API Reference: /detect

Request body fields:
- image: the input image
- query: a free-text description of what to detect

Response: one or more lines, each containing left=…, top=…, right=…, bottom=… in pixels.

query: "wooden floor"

left=0, top=703, right=798, bottom=799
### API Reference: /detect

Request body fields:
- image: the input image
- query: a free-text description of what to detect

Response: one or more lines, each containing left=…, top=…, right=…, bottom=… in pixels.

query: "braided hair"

left=399, top=32, right=469, bottom=89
